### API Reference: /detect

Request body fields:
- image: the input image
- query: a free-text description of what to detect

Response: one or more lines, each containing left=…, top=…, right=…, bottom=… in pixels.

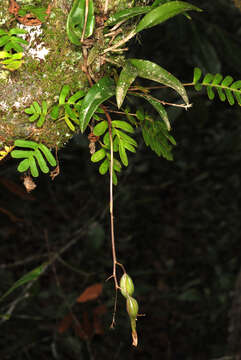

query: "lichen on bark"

left=0, top=0, right=144, bottom=150
left=0, top=0, right=89, bottom=149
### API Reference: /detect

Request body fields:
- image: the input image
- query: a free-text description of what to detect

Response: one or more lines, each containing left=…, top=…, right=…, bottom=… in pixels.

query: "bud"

left=126, top=296, right=139, bottom=320
left=120, top=273, right=134, bottom=298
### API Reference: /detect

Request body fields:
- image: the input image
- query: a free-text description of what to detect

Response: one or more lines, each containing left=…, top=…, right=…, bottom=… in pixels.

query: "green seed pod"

left=126, top=296, right=139, bottom=320
left=120, top=273, right=134, bottom=298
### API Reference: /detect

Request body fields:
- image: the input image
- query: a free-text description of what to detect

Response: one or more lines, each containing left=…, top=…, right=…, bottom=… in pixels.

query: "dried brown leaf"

left=76, top=283, right=103, bottom=303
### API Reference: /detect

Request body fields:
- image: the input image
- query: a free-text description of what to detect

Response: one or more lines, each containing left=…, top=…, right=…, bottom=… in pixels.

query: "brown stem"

left=81, top=0, right=89, bottom=43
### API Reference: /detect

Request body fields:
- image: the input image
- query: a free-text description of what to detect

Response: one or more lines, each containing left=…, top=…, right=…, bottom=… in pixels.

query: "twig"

left=131, top=91, right=192, bottom=110
left=102, top=106, right=119, bottom=327
left=103, top=29, right=136, bottom=54
left=104, top=0, right=109, bottom=14
left=81, top=0, right=89, bottom=43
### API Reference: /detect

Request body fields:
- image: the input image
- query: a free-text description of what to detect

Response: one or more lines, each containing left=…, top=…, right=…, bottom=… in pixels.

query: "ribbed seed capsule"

left=126, top=296, right=139, bottom=320
left=120, top=273, right=134, bottom=298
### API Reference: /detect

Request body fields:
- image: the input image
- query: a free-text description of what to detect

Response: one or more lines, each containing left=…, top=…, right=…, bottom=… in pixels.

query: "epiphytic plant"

left=0, top=27, right=28, bottom=52
left=1, top=0, right=241, bottom=347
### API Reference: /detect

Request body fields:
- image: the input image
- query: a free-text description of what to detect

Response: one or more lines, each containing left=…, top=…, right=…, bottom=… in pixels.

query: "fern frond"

left=50, top=86, right=85, bottom=131
left=25, top=101, right=48, bottom=127
left=11, top=140, right=56, bottom=177
left=141, top=119, right=176, bottom=160
left=193, top=67, right=241, bottom=105
left=90, top=119, right=137, bottom=184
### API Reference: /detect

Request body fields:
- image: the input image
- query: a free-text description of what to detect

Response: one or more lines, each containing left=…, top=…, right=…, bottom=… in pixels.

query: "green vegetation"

left=0, top=0, right=241, bottom=358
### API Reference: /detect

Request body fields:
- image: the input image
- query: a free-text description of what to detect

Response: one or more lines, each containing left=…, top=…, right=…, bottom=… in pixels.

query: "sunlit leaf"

left=93, top=121, right=108, bottom=136
left=136, top=1, right=202, bottom=33
left=130, top=58, right=189, bottom=105
left=79, top=76, right=115, bottom=133
left=112, top=120, right=134, bottom=133
left=116, top=61, right=138, bottom=108
left=119, top=141, right=128, bottom=166
left=106, top=6, right=151, bottom=26
left=91, top=148, right=106, bottom=162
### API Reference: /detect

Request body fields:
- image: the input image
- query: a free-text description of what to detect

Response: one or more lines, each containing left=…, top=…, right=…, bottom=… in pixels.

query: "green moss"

left=0, top=0, right=140, bottom=154
left=0, top=5, right=88, bottom=150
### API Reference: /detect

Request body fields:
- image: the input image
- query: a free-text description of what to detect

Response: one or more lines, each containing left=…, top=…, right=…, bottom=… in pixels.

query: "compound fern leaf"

left=193, top=67, right=241, bottom=105
left=11, top=140, right=56, bottom=177
left=25, top=101, right=48, bottom=127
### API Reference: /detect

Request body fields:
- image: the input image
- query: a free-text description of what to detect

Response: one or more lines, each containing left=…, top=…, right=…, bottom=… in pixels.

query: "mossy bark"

left=0, top=0, right=143, bottom=150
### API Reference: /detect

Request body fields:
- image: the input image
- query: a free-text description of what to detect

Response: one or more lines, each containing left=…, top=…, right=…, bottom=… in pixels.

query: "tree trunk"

left=0, top=0, right=138, bottom=150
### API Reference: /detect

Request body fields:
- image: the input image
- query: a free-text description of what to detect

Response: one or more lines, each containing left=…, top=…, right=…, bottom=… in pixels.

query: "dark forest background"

left=1, top=1, right=241, bottom=359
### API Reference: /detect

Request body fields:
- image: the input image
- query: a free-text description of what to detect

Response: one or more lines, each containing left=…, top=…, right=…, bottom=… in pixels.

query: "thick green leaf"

left=203, top=73, right=214, bottom=84
left=25, top=104, right=35, bottom=114
left=0, top=29, right=7, bottom=36
left=91, top=148, right=106, bottom=162
left=193, top=67, right=202, bottom=84
left=222, top=76, right=233, bottom=87
left=119, top=141, right=128, bottom=166
left=34, top=149, right=49, bottom=173
left=36, top=114, right=45, bottom=127
left=12, top=37, right=28, bottom=45
left=217, top=88, right=226, bottom=102
left=17, top=158, right=30, bottom=172
left=29, top=155, right=39, bottom=177
left=212, top=73, right=223, bottom=85
left=64, top=114, right=75, bottom=131
left=123, top=142, right=136, bottom=153
left=11, top=150, right=34, bottom=158
left=50, top=105, right=59, bottom=120
left=103, top=132, right=111, bottom=147
left=0, top=35, right=10, bottom=47
left=79, top=76, right=115, bottom=133
left=116, top=61, right=138, bottom=108
left=29, top=113, right=39, bottom=122
left=113, top=136, right=119, bottom=152
left=129, top=58, right=189, bottom=105
left=14, top=139, right=39, bottom=150
left=225, top=89, right=235, bottom=106
left=6, top=41, right=24, bottom=53
left=68, top=90, right=85, bottom=104
left=113, top=158, right=122, bottom=172
left=64, top=104, right=78, bottom=123
left=9, top=28, right=27, bottom=35
left=66, top=0, right=95, bottom=45
left=106, top=6, right=151, bottom=26
left=112, top=120, right=134, bottom=133
left=59, top=85, right=70, bottom=105
left=206, top=86, right=215, bottom=100
left=99, top=158, right=109, bottom=175
left=33, top=101, right=41, bottom=114
left=11, top=52, right=24, bottom=60
left=0, top=50, right=11, bottom=59
left=115, top=129, right=138, bottom=147
left=93, top=121, right=108, bottom=136
left=0, top=263, right=47, bottom=302
left=136, top=1, right=202, bottom=33
left=38, top=144, right=56, bottom=167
